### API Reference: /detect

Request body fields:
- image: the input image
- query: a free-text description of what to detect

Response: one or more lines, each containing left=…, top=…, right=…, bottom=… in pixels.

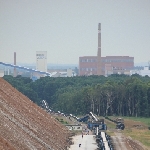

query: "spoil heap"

left=0, top=78, right=70, bottom=150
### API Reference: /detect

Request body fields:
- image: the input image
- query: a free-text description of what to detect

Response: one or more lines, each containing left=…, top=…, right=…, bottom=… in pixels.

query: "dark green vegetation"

left=3, top=74, right=150, bottom=117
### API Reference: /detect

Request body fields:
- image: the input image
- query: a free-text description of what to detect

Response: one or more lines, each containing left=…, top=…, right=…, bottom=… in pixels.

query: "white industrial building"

left=67, top=68, right=73, bottom=77
left=0, top=70, right=4, bottom=77
left=36, top=51, right=47, bottom=72
left=130, top=66, right=150, bottom=77
left=50, top=69, right=76, bottom=77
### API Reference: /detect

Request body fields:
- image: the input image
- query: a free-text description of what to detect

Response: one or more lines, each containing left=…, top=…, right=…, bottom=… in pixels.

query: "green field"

left=124, top=128, right=150, bottom=148
left=106, top=116, right=150, bottom=149
left=108, top=116, right=150, bottom=126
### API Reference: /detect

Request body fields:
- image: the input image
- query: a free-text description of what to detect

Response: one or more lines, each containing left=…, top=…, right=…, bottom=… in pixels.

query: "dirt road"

left=112, top=132, right=131, bottom=150
left=111, top=130, right=145, bottom=150
left=69, top=134, right=98, bottom=150
left=69, top=128, right=146, bottom=150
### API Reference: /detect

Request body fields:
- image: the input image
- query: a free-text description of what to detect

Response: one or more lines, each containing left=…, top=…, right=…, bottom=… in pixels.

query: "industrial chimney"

left=14, top=52, right=16, bottom=77
left=97, top=23, right=102, bottom=75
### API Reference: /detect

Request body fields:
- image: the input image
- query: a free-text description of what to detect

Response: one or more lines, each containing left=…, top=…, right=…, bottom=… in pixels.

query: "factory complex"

left=0, top=23, right=150, bottom=78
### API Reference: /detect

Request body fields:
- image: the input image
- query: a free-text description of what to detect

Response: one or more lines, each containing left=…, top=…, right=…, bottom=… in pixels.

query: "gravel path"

left=111, top=132, right=129, bottom=150
left=69, top=134, right=98, bottom=150
left=111, top=131, right=144, bottom=150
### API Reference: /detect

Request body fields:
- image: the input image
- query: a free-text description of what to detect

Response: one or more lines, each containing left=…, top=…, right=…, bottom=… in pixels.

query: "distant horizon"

left=1, top=61, right=149, bottom=67
left=1, top=1, right=150, bottom=65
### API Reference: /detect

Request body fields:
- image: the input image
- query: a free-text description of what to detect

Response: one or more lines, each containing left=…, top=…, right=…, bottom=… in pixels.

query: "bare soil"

left=0, top=78, right=71, bottom=150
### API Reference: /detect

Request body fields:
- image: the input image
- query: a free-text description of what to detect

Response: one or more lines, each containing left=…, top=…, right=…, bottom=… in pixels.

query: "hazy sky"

left=0, top=0, right=150, bottom=65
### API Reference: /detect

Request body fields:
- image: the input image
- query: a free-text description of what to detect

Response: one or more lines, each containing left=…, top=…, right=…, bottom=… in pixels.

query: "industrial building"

left=0, top=70, right=4, bottom=77
left=130, top=66, right=150, bottom=77
left=79, top=56, right=134, bottom=76
left=79, top=23, right=134, bottom=76
left=36, top=51, right=47, bottom=72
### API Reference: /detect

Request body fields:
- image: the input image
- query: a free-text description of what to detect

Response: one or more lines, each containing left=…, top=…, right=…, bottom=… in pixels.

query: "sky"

left=0, top=0, right=150, bottom=65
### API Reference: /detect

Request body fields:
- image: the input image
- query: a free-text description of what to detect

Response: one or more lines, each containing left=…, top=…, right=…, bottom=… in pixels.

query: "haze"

left=0, top=0, right=150, bottom=65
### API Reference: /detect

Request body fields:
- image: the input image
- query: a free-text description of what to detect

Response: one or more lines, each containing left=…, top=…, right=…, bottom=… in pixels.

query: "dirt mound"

left=0, top=136, right=16, bottom=150
left=0, top=78, right=71, bottom=150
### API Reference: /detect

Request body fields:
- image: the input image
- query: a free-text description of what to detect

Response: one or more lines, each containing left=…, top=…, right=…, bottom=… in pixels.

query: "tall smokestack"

left=97, top=23, right=102, bottom=75
left=14, top=52, right=16, bottom=77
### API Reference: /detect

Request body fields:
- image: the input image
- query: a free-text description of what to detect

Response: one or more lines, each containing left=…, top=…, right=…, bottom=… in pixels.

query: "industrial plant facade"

left=79, top=23, right=134, bottom=76
left=36, top=51, right=47, bottom=72
left=79, top=56, right=134, bottom=76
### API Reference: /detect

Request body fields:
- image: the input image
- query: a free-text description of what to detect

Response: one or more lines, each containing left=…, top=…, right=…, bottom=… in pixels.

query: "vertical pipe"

left=14, top=52, right=16, bottom=77
left=4, top=67, right=6, bottom=75
left=97, top=23, right=102, bottom=75
left=8, top=68, right=9, bottom=75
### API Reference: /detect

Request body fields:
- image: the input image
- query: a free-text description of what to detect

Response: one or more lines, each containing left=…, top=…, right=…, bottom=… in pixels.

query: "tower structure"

left=79, top=23, right=134, bottom=76
left=36, top=51, right=47, bottom=72
left=14, top=52, right=16, bottom=77
left=97, top=23, right=102, bottom=75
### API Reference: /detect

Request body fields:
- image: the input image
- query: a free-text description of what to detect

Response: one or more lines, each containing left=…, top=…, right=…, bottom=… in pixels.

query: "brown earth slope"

left=0, top=78, right=71, bottom=150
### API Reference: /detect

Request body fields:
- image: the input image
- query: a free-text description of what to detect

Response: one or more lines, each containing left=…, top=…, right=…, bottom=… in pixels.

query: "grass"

left=55, top=117, right=69, bottom=124
left=71, top=130, right=82, bottom=135
left=106, top=130, right=115, bottom=136
left=123, top=128, right=150, bottom=148
left=104, top=119, right=116, bottom=129
left=123, top=117, right=150, bottom=148
left=108, top=116, right=150, bottom=127
left=106, top=116, right=150, bottom=148
left=122, top=116, right=150, bottom=126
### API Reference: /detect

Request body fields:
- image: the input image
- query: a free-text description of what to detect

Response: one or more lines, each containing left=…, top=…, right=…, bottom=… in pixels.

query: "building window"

left=80, top=68, right=85, bottom=71
left=92, top=59, right=96, bottom=62
left=92, top=68, right=96, bottom=71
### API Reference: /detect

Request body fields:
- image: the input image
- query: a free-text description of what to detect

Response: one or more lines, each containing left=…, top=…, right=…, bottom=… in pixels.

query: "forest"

left=3, top=74, right=150, bottom=117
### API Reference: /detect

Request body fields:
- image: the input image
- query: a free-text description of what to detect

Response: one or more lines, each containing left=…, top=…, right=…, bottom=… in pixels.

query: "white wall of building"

left=130, top=70, right=141, bottom=75
left=140, top=70, right=150, bottom=77
left=0, top=70, right=4, bottom=77
left=36, top=51, right=47, bottom=72
left=67, top=68, right=72, bottom=77
left=144, top=66, right=149, bottom=70
left=130, top=67, right=150, bottom=77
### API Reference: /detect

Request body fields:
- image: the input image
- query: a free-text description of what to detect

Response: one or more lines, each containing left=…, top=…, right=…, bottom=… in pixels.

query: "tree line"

left=3, top=74, right=150, bottom=117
